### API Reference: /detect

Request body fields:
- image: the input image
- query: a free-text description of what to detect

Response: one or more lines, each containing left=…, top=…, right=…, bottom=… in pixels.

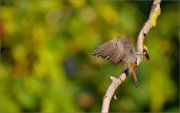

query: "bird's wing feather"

left=91, top=37, right=125, bottom=64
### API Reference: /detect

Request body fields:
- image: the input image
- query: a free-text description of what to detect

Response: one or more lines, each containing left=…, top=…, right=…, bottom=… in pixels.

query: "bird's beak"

left=131, top=64, right=138, bottom=88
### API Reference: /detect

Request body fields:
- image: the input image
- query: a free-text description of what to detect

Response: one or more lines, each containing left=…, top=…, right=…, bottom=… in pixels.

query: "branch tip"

left=110, top=76, right=115, bottom=81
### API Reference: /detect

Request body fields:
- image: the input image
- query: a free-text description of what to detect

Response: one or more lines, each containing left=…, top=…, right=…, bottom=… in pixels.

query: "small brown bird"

left=91, top=37, right=138, bottom=87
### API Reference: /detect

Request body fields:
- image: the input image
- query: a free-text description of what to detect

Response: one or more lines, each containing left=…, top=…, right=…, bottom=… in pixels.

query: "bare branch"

left=101, top=72, right=127, bottom=113
left=101, top=0, right=161, bottom=112
left=136, top=0, right=161, bottom=65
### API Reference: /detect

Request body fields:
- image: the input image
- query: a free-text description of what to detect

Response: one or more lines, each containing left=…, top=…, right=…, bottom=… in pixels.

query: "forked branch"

left=101, top=0, right=161, bottom=112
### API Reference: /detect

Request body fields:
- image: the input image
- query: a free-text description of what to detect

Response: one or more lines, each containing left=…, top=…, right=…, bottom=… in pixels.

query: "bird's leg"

left=123, top=68, right=130, bottom=77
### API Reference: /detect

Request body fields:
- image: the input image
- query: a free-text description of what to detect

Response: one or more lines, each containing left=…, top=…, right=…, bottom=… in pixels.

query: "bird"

left=91, top=37, right=138, bottom=87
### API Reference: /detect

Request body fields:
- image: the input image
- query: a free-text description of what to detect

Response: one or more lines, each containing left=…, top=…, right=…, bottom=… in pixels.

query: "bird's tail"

left=131, top=64, right=138, bottom=88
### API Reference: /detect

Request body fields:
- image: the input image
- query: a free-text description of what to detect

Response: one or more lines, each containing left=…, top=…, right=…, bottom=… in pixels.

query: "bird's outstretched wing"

left=91, top=37, right=125, bottom=64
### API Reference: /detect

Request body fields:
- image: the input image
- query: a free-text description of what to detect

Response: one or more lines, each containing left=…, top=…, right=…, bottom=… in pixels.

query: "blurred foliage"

left=0, top=0, right=179, bottom=112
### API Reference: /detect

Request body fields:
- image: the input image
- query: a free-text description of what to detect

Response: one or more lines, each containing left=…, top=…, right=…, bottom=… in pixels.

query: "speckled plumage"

left=91, top=37, right=138, bottom=87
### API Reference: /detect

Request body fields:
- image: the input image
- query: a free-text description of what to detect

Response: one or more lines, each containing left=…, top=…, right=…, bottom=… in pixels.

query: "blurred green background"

left=0, top=0, right=179, bottom=112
